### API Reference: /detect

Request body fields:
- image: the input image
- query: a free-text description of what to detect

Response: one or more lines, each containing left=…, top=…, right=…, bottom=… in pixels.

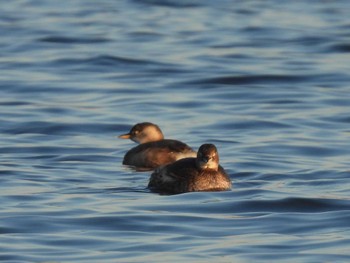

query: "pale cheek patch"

left=207, top=160, right=218, bottom=170
left=198, top=160, right=218, bottom=170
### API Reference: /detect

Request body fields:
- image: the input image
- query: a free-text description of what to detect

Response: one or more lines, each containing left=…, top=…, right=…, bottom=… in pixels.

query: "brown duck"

left=119, top=122, right=196, bottom=169
left=148, top=144, right=231, bottom=194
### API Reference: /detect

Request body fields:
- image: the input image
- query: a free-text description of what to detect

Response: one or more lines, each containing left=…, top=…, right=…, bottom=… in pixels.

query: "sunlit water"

left=1, top=0, right=350, bottom=262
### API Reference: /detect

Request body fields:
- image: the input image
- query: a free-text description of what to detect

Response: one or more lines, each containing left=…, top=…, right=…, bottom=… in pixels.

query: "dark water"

left=1, top=0, right=350, bottom=262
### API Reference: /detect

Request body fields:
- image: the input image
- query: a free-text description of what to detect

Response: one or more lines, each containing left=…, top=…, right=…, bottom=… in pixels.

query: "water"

left=1, top=0, right=350, bottom=262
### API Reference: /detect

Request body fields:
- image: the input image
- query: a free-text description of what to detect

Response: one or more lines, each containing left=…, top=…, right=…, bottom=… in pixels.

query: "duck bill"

left=118, top=133, right=131, bottom=139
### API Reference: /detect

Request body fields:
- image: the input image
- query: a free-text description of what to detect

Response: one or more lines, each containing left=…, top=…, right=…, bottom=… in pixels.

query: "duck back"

left=148, top=158, right=231, bottom=194
left=122, top=139, right=196, bottom=169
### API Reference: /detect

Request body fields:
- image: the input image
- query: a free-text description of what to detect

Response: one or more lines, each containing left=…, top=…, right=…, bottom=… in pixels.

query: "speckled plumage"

left=148, top=144, right=231, bottom=194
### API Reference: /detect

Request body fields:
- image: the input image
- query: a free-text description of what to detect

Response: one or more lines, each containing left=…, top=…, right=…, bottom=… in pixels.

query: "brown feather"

left=148, top=157, right=231, bottom=194
left=122, top=139, right=196, bottom=169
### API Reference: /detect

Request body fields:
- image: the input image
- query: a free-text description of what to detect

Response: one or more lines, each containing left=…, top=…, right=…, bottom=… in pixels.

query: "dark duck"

left=148, top=144, right=231, bottom=194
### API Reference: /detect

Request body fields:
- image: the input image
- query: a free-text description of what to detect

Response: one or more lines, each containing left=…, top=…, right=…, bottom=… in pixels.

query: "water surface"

left=1, top=0, right=350, bottom=262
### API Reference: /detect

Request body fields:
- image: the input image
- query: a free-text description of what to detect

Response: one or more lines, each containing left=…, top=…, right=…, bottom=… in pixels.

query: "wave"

left=38, top=36, right=110, bottom=44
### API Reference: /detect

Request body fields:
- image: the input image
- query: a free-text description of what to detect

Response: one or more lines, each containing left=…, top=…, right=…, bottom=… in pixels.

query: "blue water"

left=1, top=0, right=350, bottom=262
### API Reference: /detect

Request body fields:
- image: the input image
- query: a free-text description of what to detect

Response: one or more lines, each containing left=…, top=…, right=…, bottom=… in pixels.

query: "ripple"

left=188, top=74, right=314, bottom=86
left=134, top=0, right=202, bottom=8
left=55, top=55, right=165, bottom=67
left=270, top=144, right=346, bottom=157
left=238, top=197, right=350, bottom=213
left=1, top=121, right=121, bottom=135
left=1, top=0, right=350, bottom=262
left=139, top=194, right=350, bottom=214
left=290, top=35, right=331, bottom=47
left=38, top=36, right=110, bottom=44
left=328, top=43, right=350, bottom=53
left=0, top=146, right=106, bottom=155
left=214, top=120, right=292, bottom=130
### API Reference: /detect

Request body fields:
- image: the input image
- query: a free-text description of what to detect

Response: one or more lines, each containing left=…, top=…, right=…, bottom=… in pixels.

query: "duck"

left=118, top=122, right=196, bottom=169
left=148, top=143, right=231, bottom=194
